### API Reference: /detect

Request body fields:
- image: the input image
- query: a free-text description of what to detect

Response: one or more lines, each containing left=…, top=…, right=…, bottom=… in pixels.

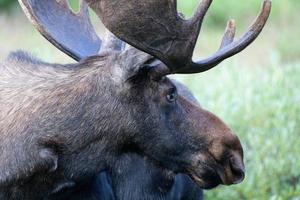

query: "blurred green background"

left=0, top=0, right=299, bottom=199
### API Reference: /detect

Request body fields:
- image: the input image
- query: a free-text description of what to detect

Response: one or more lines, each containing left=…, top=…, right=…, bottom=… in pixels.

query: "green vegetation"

left=0, top=0, right=299, bottom=199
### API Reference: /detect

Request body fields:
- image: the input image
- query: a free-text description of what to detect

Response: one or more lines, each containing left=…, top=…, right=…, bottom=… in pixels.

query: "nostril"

left=229, top=155, right=245, bottom=184
left=232, top=168, right=245, bottom=184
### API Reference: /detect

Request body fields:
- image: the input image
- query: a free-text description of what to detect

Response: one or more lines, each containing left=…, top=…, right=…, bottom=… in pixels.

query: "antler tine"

left=186, top=0, right=213, bottom=57
left=220, top=20, right=236, bottom=49
left=19, top=0, right=102, bottom=61
left=179, top=0, right=271, bottom=73
left=191, top=0, right=213, bottom=25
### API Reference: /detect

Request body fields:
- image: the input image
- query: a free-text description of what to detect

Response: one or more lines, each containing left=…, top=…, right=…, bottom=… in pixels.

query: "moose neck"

left=106, top=153, right=203, bottom=200
left=0, top=53, right=136, bottom=198
left=109, top=153, right=175, bottom=200
left=43, top=58, right=139, bottom=179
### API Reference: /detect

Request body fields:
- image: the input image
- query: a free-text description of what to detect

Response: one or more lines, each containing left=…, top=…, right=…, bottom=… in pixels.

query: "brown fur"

left=0, top=50, right=244, bottom=199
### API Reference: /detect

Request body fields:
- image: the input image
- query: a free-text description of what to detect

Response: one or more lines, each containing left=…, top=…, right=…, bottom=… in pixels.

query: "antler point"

left=228, top=19, right=236, bottom=28
left=263, top=0, right=272, bottom=8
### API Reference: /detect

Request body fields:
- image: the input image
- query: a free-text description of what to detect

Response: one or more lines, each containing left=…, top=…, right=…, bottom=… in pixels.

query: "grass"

left=0, top=0, right=300, bottom=199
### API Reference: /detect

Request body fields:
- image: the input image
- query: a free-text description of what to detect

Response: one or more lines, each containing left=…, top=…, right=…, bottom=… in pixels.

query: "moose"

left=0, top=0, right=271, bottom=199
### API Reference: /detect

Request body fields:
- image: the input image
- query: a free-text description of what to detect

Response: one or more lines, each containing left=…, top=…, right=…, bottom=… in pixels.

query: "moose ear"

left=110, top=46, right=154, bottom=83
left=0, top=147, right=58, bottom=186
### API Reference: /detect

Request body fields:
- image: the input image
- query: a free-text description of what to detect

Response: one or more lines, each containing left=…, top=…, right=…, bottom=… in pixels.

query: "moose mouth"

left=188, top=156, right=245, bottom=189
left=188, top=167, right=223, bottom=189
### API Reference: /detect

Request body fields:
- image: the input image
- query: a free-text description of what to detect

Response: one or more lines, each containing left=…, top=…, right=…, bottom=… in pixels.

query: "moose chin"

left=0, top=0, right=271, bottom=199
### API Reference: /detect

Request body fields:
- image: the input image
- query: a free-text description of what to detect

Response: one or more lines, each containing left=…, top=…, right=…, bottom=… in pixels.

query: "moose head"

left=0, top=0, right=270, bottom=197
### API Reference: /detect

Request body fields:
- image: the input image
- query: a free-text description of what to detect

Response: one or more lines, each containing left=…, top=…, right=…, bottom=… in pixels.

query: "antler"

left=87, top=0, right=271, bottom=75
left=18, top=0, right=102, bottom=61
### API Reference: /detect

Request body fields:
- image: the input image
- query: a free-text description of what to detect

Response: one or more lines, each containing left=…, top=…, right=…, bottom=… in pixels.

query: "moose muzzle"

left=183, top=103, right=245, bottom=189
left=189, top=135, right=245, bottom=189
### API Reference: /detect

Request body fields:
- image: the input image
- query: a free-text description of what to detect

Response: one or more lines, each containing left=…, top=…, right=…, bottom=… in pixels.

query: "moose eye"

left=166, top=88, right=177, bottom=103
